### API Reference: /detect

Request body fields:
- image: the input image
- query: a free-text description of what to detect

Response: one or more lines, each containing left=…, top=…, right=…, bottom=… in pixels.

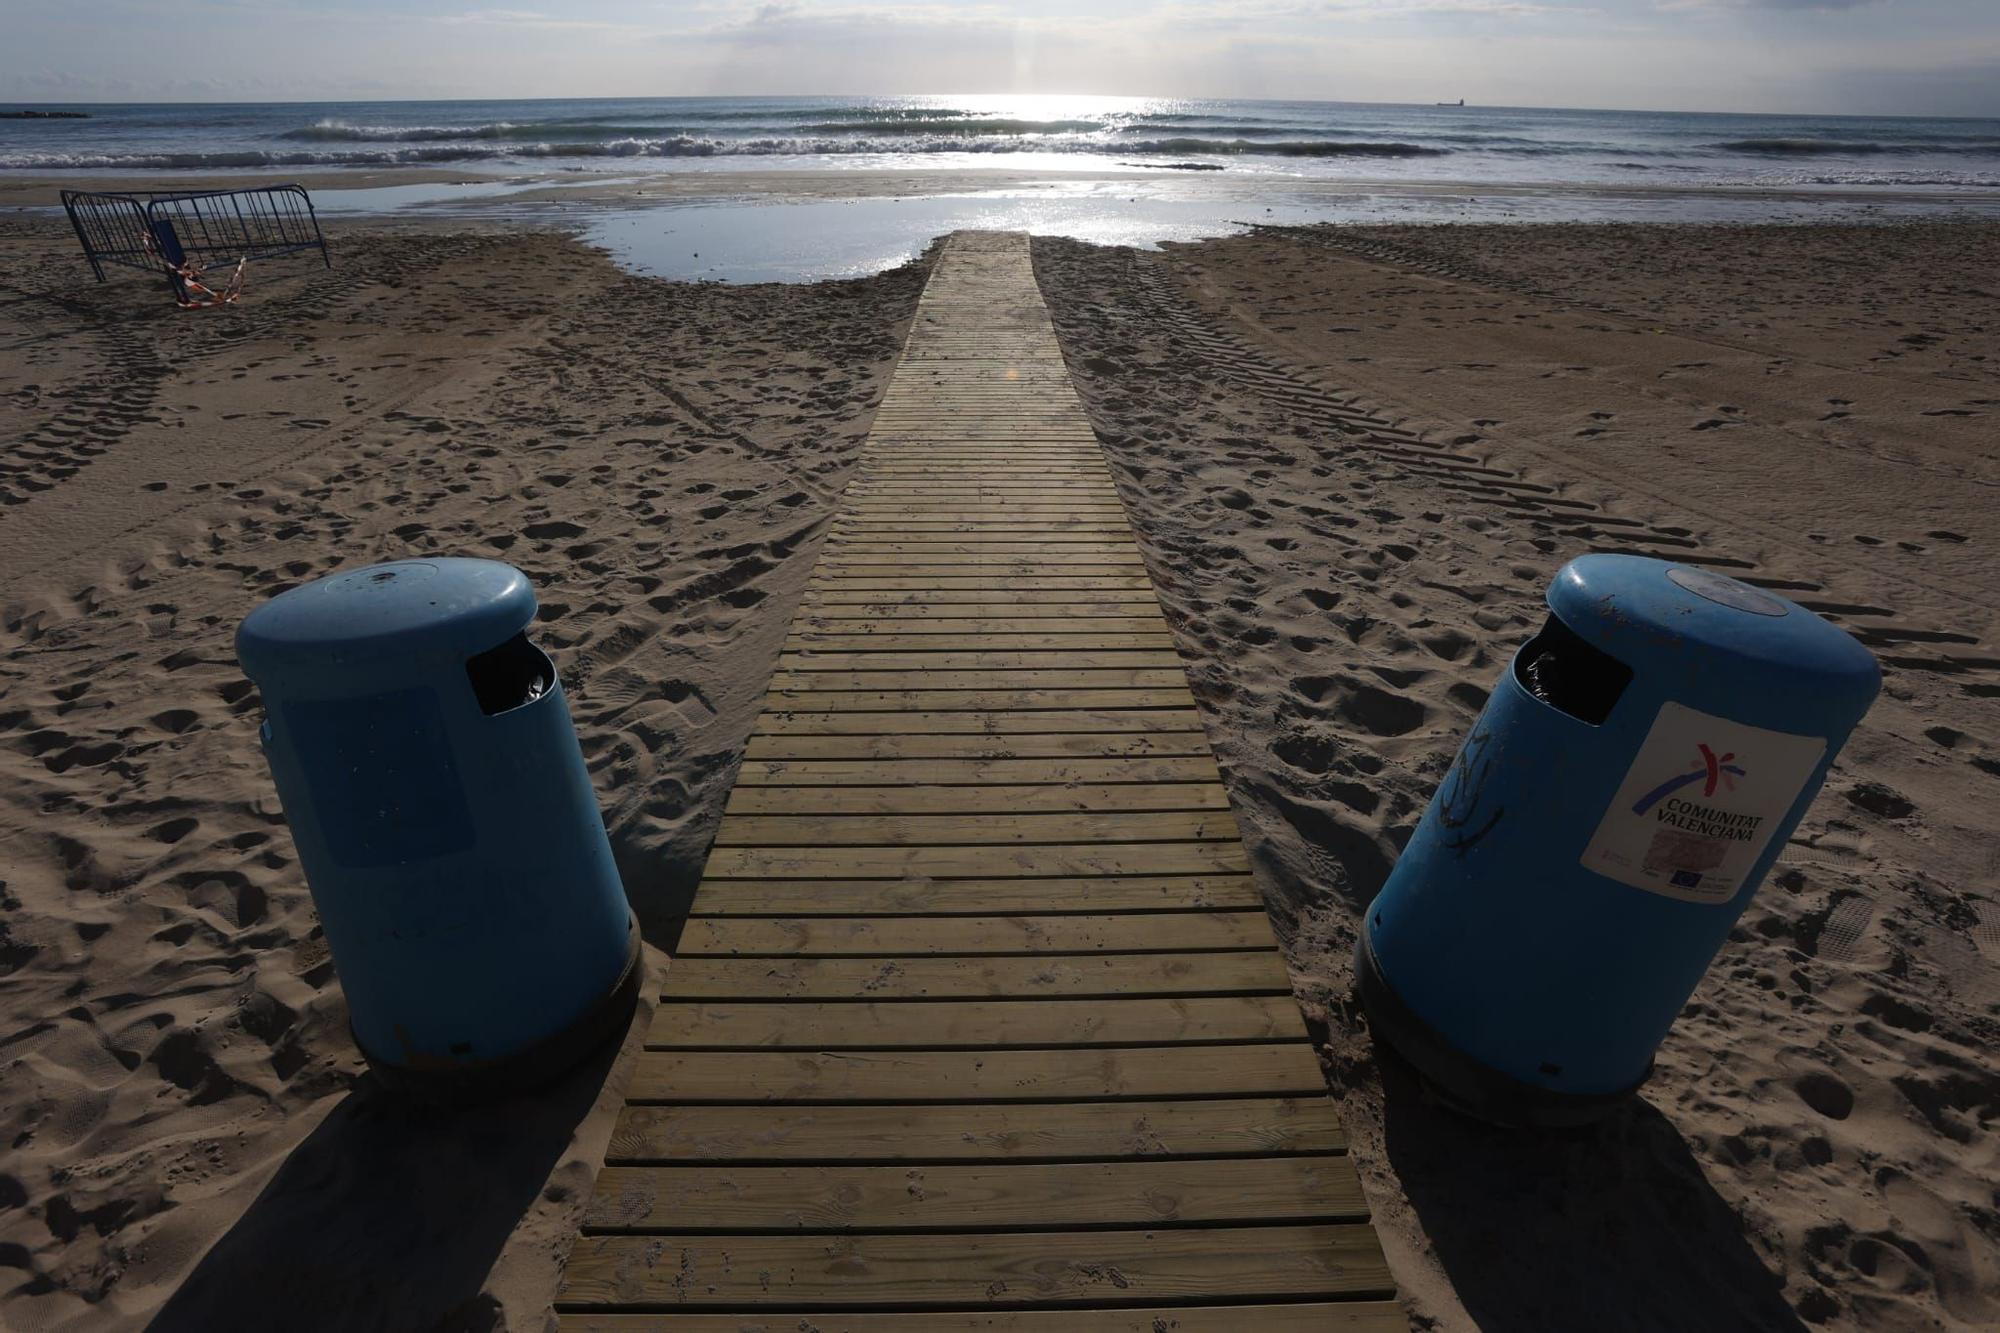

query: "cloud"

left=434, top=8, right=632, bottom=30
left=1665, top=0, right=1886, bottom=10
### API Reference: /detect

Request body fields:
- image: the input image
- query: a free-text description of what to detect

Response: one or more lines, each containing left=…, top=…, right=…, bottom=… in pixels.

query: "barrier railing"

left=61, top=184, right=331, bottom=306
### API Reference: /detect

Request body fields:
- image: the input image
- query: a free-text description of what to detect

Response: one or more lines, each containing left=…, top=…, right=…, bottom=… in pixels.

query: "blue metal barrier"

left=1355, top=554, right=1880, bottom=1126
left=62, top=184, right=330, bottom=305
left=237, top=559, right=637, bottom=1097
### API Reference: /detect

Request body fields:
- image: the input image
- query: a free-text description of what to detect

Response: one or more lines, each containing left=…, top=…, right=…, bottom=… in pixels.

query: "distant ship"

left=1437, top=99, right=1465, bottom=107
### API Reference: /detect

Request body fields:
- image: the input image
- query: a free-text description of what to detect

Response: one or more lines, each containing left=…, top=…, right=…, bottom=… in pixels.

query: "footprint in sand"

left=1793, top=1069, right=1855, bottom=1121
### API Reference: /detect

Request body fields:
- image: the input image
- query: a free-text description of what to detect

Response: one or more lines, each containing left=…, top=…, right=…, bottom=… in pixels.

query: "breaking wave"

left=0, top=135, right=1450, bottom=170
left=1711, top=137, right=2000, bottom=156
left=8, top=102, right=1996, bottom=184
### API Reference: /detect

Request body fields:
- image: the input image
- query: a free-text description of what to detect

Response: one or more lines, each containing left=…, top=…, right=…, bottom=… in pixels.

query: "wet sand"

left=9, top=166, right=2000, bottom=218
left=1, top=214, right=1995, bottom=1331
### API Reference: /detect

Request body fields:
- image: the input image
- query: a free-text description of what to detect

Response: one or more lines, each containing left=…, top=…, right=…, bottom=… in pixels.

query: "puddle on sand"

left=579, top=179, right=2000, bottom=283
left=581, top=188, right=1326, bottom=283
left=308, top=178, right=562, bottom=212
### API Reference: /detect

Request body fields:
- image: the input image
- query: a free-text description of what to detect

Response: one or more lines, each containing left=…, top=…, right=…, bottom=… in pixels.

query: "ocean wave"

left=799, top=117, right=1108, bottom=134
left=0, top=134, right=1451, bottom=170
left=1133, top=138, right=1445, bottom=158
left=0, top=146, right=531, bottom=169
left=1711, top=137, right=2000, bottom=156
left=1119, top=124, right=1301, bottom=139
left=280, top=119, right=687, bottom=142
left=1793, top=172, right=2000, bottom=188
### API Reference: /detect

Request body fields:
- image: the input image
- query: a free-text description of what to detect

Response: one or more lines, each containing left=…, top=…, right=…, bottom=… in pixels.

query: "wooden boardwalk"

left=557, top=232, right=1400, bottom=1329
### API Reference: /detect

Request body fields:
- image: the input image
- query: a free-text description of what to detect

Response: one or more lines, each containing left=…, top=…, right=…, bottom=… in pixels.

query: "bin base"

left=359, top=914, right=643, bottom=1104
left=1353, top=927, right=1647, bottom=1129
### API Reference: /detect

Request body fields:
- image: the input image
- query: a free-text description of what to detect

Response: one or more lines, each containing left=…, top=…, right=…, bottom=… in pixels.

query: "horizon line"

left=3, top=93, right=1997, bottom=123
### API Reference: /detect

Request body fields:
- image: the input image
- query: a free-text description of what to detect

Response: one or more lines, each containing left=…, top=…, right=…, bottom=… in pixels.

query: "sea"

left=11, top=96, right=2000, bottom=281
left=10, top=95, right=2000, bottom=187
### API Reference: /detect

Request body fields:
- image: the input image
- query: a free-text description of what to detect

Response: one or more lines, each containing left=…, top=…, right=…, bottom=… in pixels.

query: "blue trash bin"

left=1355, top=554, right=1879, bottom=1125
left=237, top=558, right=638, bottom=1096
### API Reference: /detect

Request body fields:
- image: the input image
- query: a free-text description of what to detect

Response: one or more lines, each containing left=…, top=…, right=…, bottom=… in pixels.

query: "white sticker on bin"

left=1581, top=701, right=1826, bottom=905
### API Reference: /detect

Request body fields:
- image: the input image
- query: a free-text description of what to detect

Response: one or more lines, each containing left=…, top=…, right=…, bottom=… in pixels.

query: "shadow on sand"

left=147, top=1013, right=631, bottom=1333
left=1378, top=1052, right=1808, bottom=1332
left=611, top=835, right=698, bottom=952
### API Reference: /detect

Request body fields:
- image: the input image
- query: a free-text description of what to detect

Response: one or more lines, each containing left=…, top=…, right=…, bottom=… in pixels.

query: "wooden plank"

left=627, top=1042, right=1327, bottom=1103
left=777, top=651, right=1180, bottom=671
left=787, top=634, right=1178, bottom=651
left=836, top=510, right=1129, bottom=521
left=854, top=468, right=1111, bottom=476
left=811, top=553, right=1139, bottom=564
left=855, top=472, right=1110, bottom=480
left=826, top=537, right=1135, bottom=546
left=606, top=1097, right=1344, bottom=1163
left=559, top=1225, right=1393, bottom=1306
left=819, top=554, right=1145, bottom=566
left=809, top=572, right=1145, bottom=586
left=843, top=492, right=1126, bottom=503
left=832, top=525, right=1134, bottom=533
left=768, top=668, right=1192, bottom=688
left=760, top=690, right=1199, bottom=712
left=659, top=951, right=1290, bottom=999
left=687, top=875, right=1262, bottom=916
left=709, top=811, right=1240, bottom=848
left=676, top=912, right=1270, bottom=956
left=751, top=709, right=1205, bottom=736
left=724, top=784, right=1231, bottom=815
left=840, top=492, right=1128, bottom=504
left=561, top=1303, right=1408, bottom=1332
left=848, top=464, right=1112, bottom=474
left=863, top=421, right=1096, bottom=429
left=835, top=504, right=1122, bottom=511
left=586, top=1155, right=1366, bottom=1230
left=698, top=843, right=1253, bottom=882
left=842, top=469, right=1111, bottom=475
left=794, top=618, right=1167, bottom=633
left=800, top=611, right=1165, bottom=626
left=858, top=457, right=1105, bottom=463
left=803, top=589, right=1159, bottom=605
left=648, top=996, right=1307, bottom=1049
left=820, top=552, right=1152, bottom=568
left=734, top=757, right=1223, bottom=787
left=742, top=734, right=1214, bottom=762
left=818, top=539, right=1138, bottom=549
left=847, top=486, right=1111, bottom=493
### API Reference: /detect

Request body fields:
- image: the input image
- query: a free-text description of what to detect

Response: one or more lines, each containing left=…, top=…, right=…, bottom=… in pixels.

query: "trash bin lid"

left=1548, top=554, right=1879, bottom=708
left=236, top=558, right=537, bottom=694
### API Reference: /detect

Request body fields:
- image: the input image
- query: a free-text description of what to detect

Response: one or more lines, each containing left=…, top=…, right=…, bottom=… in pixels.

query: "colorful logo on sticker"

left=1632, top=743, right=1747, bottom=815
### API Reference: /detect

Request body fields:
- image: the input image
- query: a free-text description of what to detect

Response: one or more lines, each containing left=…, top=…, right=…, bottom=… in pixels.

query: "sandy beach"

left=2, top=210, right=1996, bottom=1331
left=1037, top=220, right=1999, bottom=1331
left=0, top=213, right=930, bottom=1328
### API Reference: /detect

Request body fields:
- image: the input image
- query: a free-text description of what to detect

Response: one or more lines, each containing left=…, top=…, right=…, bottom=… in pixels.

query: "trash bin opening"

left=1514, top=613, right=1632, bottom=726
left=467, top=632, right=555, bottom=716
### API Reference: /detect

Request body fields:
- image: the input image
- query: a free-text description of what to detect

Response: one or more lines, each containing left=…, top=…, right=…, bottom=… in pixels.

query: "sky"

left=4, top=0, right=1998, bottom=117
